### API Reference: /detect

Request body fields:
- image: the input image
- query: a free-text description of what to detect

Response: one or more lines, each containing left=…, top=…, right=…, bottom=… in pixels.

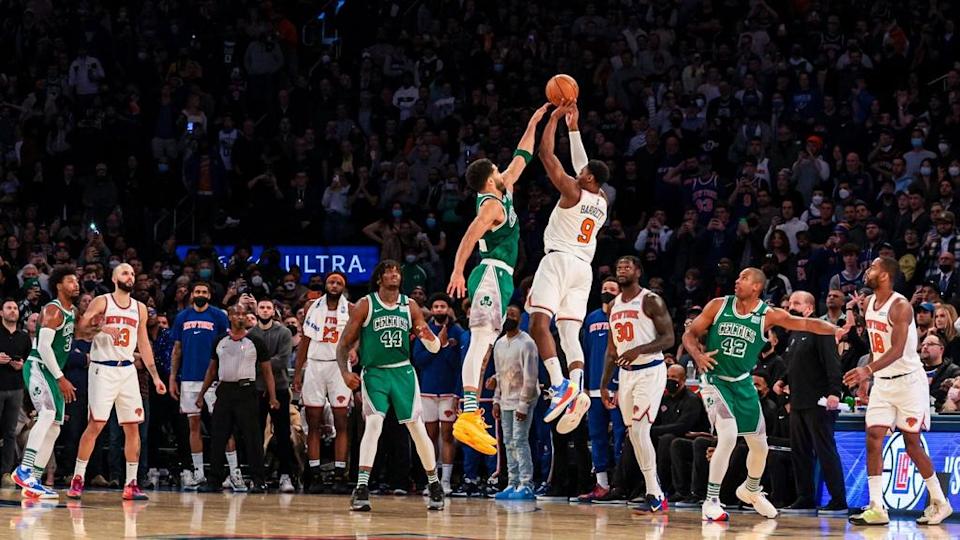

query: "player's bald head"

left=112, top=262, right=134, bottom=280
left=790, top=290, right=815, bottom=308
left=741, top=267, right=765, bottom=285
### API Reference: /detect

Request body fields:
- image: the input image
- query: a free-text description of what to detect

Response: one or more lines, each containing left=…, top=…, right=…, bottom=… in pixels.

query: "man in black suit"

left=932, top=251, right=960, bottom=304
left=776, top=291, right=847, bottom=515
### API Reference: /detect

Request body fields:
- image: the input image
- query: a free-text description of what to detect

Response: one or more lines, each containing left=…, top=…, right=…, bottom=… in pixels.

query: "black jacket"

left=781, top=329, right=843, bottom=410
left=651, top=387, right=709, bottom=438
left=928, top=357, right=960, bottom=410
left=0, top=324, right=30, bottom=391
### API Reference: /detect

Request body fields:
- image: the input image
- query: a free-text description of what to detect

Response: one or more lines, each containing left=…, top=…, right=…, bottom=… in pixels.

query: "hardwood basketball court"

left=2, top=487, right=957, bottom=539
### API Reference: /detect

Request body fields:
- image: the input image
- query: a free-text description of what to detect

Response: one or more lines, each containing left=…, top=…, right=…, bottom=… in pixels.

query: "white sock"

left=74, top=459, right=88, bottom=480
left=441, top=464, right=453, bottom=484
left=126, top=462, right=138, bottom=486
left=570, top=368, right=584, bottom=392
left=192, top=453, right=204, bottom=475
left=544, top=357, right=564, bottom=387
left=925, top=475, right=946, bottom=503
left=226, top=451, right=238, bottom=471
left=334, top=461, right=346, bottom=470
left=308, top=459, right=321, bottom=468
left=596, top=471, right=609, bottom=489
left=868, top=475, right=883, bottom=507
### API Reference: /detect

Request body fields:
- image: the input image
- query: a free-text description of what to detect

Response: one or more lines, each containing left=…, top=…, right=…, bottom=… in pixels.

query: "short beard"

left=116, top=281, right=134, bottom=293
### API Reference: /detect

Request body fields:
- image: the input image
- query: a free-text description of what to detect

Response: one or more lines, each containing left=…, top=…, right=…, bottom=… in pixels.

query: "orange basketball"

left=545, top=74, right=579, bottom=106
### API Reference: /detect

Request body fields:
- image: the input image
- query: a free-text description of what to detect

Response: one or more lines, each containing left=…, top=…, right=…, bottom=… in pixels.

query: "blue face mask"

left=198, top=268, right=213, bottom=279
left=392, top=209, right=403, bottom=219
left=912, top=138, right=924, bottom=148
left=425, top=217, right=437, bottom=228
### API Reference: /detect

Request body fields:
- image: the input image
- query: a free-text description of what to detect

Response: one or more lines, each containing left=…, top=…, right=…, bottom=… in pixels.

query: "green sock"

left=21, top=449, right=37, bottom=471
left=426, top=470, right=439, bottom=484
left=745, top=475, right=760, bottom=492
left=463, top=391, right=478, bottom=413
left=707, top=482, right=721, bottom=499
left=358, top=470, right=370, bottom=487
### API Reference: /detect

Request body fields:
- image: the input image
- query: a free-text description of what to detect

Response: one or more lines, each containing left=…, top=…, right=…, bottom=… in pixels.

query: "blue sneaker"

left=633, top=494, right=668, bottom=513
left=494, top=486, right=517, bottom=500
left=544, top=379, right=577, bottom=423
left=12, top=466, right=46, bottom=498
left=510, top=485, right=536, bottom=501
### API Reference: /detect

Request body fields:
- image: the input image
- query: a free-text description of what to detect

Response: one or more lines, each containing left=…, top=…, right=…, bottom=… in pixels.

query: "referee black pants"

left=790, top=407, right=846, bottom=505
left=209, top=382, right=265, bottom=484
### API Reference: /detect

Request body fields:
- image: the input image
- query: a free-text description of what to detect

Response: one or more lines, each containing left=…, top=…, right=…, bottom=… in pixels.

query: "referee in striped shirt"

left=198, top=304, right=278, bottom=493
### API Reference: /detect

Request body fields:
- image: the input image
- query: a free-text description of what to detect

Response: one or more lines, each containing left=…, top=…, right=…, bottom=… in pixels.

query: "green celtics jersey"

left=476, top=191, right=519, bottom=268
left=359, top=292, right=412, bottom=368
left=705, top=296, right=768, bottom=379
left=28, top=300, right=75, bottom=370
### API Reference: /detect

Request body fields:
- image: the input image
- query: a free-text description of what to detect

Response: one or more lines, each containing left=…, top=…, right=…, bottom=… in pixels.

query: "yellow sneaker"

left=453, top=410, right=498, bottom=455
left=849, top=503, right=889, bottom=526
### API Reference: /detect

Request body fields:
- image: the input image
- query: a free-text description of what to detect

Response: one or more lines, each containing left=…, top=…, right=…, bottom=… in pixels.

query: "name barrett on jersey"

left=580, top=202, right=605, bottom=220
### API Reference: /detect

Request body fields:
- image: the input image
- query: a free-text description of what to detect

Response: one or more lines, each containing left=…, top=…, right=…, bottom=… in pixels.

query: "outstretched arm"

left=446, top=199, right=504, bottom=298
left=501, top=103, right=550, bottom=190
left=565, top=103, right=588, bottom=174
left=765, top=307, right=839, bottom=336
left=539, top=104, right=581, bottom=206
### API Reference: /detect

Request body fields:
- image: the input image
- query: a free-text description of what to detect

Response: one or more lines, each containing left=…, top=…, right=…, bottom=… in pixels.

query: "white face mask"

left=939, top=143, right=950, bottom=154
left=950, top=166, right=960, bottom=177
left=811, top=195, right=823, bottom=206
left=838, top=188, right=851, bottom=199
left=920, top=166, right=932, bottom=176
left=251, top=275, right=263, bottom=287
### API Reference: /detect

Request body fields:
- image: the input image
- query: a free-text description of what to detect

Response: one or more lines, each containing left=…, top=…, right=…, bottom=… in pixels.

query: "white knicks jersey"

left=864, top=292, right=922, bottom=377
left=304, top=299, right=350, bottom=360
left=543, top=189, right=607, bottom=263
left=608, top=289, right=663, bottom=365
left=90, top=294, right=141, bottom=362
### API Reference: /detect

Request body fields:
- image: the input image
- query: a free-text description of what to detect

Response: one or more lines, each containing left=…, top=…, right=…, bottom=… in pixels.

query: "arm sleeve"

left=37, top=327, right=64, bottom=379
left=569, top=131, right=589, bottom=174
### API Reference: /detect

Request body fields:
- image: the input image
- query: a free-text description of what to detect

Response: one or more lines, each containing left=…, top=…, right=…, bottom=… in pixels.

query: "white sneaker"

left=701, top=497, right=728, bottom=521
left=736, top=482, right=778, bottom=519
left=226, top=469, right=247, bottom=492
left=279, top=474, right=295, bottom=494
left=917, top=499, right=953, bottom=525
left=556, top=393, right=591, bottom=435
left=441, top=482, right=452, bottom=496
left=181, top=470, right=200, bottom=491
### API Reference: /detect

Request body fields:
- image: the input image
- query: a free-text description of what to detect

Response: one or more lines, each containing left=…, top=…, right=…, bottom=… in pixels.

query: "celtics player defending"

left=682, top=268, right=841, bottom=522
left=338, top=260, right=444, bottom=512
left=447, top=103, right=549, bottom=455
left=843, top=257, right=953, bottom=526
left=12, top=265, right=80, bottom=498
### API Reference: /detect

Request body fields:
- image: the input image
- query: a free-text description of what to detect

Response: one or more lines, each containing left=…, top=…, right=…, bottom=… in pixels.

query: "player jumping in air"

left=682, top=268, right=841, bottom=522
left=447, top=104, right=549, bottom=455
left=843, top=257, right=953, bottom=526
left=529, top=101, right=608, bottom=434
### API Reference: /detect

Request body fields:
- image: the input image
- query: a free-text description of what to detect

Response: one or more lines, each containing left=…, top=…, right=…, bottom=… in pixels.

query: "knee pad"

left=557, top=320, right=584, bottom=364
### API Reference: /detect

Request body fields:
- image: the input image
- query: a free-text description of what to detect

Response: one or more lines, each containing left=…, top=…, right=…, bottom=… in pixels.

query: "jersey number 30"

left=577, top=218, right=595, bottom=244
left=614, top=322, right=634, bottom=342
left=720, top=337, right=746, bottom=358
left=379, top=330, right=404, bottom=349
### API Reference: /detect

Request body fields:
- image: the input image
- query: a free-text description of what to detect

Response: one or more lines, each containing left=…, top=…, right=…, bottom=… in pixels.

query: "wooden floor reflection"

left=1, top=487, right=957, bottom=539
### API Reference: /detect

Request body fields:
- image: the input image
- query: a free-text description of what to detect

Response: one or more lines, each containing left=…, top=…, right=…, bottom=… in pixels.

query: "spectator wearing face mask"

left=649, top=364, right=708, bottom=502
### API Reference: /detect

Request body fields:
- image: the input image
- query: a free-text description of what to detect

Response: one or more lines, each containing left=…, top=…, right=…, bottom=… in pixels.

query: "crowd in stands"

left=0, top=0, right=959, bottom=504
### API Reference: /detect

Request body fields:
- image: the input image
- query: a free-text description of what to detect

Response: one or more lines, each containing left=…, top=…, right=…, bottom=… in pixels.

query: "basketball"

left=545, top=74, right=579, bottom=106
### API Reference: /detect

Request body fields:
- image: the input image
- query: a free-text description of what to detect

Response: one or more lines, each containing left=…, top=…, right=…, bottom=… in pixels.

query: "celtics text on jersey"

left=705, top=296, right=768, bottom=379
left=359, top=293, right=413, bottom=368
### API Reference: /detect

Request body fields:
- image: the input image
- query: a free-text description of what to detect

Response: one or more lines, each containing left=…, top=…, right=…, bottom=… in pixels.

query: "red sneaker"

left=67, top=475, right=84, bottom=500
left=122, top=480, right=149, bottom=501
left=577, top=484, right=610, bottom=503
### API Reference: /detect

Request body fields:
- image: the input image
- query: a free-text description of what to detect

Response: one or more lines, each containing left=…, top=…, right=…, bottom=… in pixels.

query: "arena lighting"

left=336, top=0, right=345, bottom=14
left=316, top=12, right=325, bottom=20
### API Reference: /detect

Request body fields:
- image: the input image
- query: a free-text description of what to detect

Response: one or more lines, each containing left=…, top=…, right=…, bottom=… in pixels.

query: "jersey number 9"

left=578, top=218, right=596, bottom=244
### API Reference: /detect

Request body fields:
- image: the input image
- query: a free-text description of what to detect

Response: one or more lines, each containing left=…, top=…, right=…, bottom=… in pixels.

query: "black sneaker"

left=592, top=487, right=628, bottom=505
left=198, top=481, right=223, bottom=493
left=674, top=494, right=703, bottom=508
left=304, top=466, right=324, bottom=494
left=249, top=482, right=267, bottom=494
left=456, top=480, right=480, bottom=498
left=427, top=481, right=445, bottom=510
left=781, top=498, right=818, bottom=514
left=331, top=470, right=352, bottom=495
left=351, top=485, right=371, bottom=512
left=818, top=499, right=849, bottom=516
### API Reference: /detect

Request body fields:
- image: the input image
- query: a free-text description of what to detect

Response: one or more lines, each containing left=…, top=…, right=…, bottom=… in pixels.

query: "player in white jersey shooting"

left=843, top=257, right=953, bottom=526
left=600, top=256, right=674, bottom=513
left=68, top=263, right=167, bottom=501
left=530, top=102, right=609, bottom=433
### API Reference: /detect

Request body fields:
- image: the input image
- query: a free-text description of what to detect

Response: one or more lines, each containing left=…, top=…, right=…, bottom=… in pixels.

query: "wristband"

left=866, top=364, right=874, bottom=374
left=513, top=148, right=532, bottom=165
